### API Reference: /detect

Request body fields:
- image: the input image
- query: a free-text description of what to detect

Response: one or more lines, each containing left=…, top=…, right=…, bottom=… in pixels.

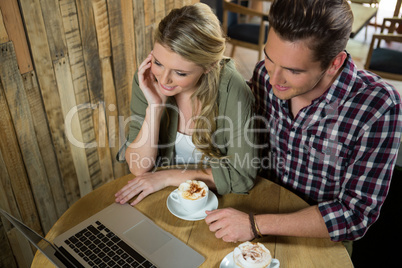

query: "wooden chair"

left=350, top=0, right=380, bottom=7
left=350, top=0, right=380, bottom=39
left=365, top=17, right=402, bottom=81
left=218, top=0, right=270, bottom=61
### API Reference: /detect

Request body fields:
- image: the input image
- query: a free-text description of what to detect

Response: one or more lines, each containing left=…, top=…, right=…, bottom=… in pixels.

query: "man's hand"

left=205, top=208, right=254, bottom=243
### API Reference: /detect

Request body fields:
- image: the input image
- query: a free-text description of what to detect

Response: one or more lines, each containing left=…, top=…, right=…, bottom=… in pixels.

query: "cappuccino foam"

left=233, top=242, right=272, bottom=268
left=178, top=180, right=208, bottom=200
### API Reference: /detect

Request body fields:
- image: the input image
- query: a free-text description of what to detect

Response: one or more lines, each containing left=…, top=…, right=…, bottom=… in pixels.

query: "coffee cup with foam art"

left=233, top=242, right=272, bottom=268
left=170, top=180, right=209, bottom=214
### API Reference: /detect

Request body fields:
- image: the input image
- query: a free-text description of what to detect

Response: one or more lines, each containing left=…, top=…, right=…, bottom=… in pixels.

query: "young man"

left=205, top=0, right=402, bottom=245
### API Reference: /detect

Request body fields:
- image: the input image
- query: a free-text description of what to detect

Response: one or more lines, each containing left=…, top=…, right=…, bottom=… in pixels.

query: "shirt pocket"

left=304, top=135, right=350, bottom=181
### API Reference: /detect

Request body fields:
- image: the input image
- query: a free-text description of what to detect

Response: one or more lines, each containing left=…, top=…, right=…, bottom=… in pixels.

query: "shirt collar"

left=320, top=51, right=358, bottom=106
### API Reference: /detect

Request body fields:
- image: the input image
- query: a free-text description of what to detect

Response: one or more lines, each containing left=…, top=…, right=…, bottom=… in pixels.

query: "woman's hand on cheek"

left=115, top=171, right=169, bottom=206
left=138, top=52, right=167, bottom=106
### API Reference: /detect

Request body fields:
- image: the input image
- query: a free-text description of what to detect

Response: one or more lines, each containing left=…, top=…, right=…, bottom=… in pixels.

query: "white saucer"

left=166, top=189, right=218, bottom=221
left=220, top=252, right=280, bottom=268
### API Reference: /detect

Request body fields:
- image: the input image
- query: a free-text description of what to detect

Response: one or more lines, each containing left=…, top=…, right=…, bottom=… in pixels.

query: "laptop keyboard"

left=64, top=221, right=156, bottom=268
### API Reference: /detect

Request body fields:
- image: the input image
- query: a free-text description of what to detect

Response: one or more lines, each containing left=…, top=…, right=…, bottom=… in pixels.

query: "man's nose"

left=268, top=66, right=285, bottom=85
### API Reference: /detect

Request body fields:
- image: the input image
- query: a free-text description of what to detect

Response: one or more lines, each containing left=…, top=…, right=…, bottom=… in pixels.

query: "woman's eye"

left=153, top=60, right=162, bottom=66
left=290, top=69, right=301, bottom=75
left=176, top=72, right=187, bottom=77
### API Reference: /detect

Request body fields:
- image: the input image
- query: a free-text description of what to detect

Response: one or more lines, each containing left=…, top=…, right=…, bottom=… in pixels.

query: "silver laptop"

left=0, top=203, right=205, bottom=268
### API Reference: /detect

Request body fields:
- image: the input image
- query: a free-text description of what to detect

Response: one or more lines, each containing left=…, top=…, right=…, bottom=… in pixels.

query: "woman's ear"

left=327, top=51, right=347, bottom=75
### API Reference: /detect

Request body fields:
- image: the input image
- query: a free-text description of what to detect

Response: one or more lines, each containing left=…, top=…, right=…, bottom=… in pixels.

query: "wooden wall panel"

left=133, top=0, right=147, bottom=66
left=39, top=0, right=67, bottom=61
left=0, top=42, right=58, bottom=233
left=19, top=0, right=81, bottom=206
left=6, top=228, right=34, bottom=268
left=108, top=0, right=131, bottom=132
left=154, top=0, right=166, bottom=26
left=0, top=7, right=8, bottom=43
left=0, top=71, right=39, bottom=268
left=54, top=57, right=93, bottom=196
left=0, top=0, right=33, bottom=73
left=93, top=0, right=126, bottom=179
left=22, top=71, right=69, bottom=217
left=144, top=0, right=155, bottom=26
left=166, top=0, right=175, bottom=10
left=0, top=91, right=39, bottom=233
left=0, top=218, right=18, bottom=268
left=120, top=0, right=136, bottom=95
left=59, top=0, right=104, bottom=189
left=0, top=0, right=199, bottom=266
left=0, top=141, right=23, bottom=268
left=76, top=0, right=115, bottom=185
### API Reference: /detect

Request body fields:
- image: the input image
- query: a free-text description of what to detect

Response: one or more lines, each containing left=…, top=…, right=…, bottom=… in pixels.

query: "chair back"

left=365, top=17, right=402, bottom=81
left=220, top=0, right=270, bottom=61
left=216, top=0, right=245, bottom=27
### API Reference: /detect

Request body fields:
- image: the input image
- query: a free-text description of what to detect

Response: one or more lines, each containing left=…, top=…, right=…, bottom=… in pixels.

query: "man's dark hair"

left=268, top=0, right=353, bottom=69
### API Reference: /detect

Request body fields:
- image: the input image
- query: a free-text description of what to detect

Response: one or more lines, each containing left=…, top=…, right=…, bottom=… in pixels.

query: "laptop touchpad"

left=124, top=219, right=171, bottom=254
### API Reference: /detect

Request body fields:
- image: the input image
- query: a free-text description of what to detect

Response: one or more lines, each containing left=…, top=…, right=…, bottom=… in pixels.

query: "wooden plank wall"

left=0, top=0, right=198, bottom=267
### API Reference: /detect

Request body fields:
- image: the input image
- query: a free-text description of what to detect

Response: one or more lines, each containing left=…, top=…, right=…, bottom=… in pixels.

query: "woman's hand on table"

left=115, top=171, right=169, bottom=206
left=115, top=169, right=215, bottom=206
left=205, top=208, right=254, bottom=243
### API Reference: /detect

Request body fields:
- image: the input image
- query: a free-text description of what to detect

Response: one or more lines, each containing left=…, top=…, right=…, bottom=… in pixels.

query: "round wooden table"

left=31, top=174, right=353, bottom=267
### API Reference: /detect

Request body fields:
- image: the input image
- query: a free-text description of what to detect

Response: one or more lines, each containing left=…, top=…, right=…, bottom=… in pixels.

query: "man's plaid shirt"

left=249, top=53, right=402, bottom=241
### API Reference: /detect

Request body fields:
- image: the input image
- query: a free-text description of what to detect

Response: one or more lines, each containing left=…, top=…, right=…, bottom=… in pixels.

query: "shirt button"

left=287, top=150, right=291, bottom=155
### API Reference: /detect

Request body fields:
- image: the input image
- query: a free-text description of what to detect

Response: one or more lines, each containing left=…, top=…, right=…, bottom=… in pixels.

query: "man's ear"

left=327, top=51, right=347, bottom=75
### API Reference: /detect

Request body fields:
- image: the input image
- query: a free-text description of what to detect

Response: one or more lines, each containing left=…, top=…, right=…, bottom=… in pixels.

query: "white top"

left=174, top=132, right=203, bottom=164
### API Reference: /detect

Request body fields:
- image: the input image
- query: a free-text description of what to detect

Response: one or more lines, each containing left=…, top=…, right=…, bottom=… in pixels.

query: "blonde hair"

left=154, top=3, right=227, bottom=160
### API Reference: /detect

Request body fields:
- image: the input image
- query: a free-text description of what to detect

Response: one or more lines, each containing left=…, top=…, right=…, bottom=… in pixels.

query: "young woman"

left=115, top=3, right=258, bottom=206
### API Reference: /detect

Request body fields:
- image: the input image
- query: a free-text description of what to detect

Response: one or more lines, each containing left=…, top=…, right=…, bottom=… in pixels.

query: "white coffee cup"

left=171, top=180, right=209, bottom=213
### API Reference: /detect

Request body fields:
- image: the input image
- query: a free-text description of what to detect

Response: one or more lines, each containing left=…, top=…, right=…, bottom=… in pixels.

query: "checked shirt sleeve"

left=318, top=92, right=402, bottom=241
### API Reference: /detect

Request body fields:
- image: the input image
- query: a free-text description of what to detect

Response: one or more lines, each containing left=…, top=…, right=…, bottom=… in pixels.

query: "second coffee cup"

left=171, top=180, right=209, bottom=214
